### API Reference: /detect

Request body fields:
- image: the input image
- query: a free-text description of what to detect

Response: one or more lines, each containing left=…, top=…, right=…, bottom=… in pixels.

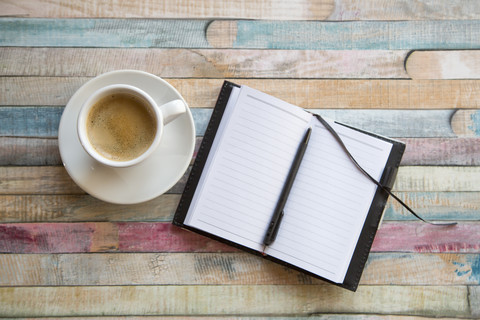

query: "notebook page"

left=185, top=86, right=311, bottom=251
left=265, top=118, right=393, bottom=283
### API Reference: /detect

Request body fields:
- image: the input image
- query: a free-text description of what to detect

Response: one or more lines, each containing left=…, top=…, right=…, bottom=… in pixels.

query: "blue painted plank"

left=0, top=18, right=210, bottom=48
left=1, top=18, right=480, bottom=50
left=233, top=20, right=480, bottom=49
left=383, top=192, right=480, bottom=221
left=0, top=107, right=462, bottom=138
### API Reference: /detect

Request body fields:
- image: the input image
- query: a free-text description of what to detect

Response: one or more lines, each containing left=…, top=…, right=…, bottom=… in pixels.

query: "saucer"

left=58, top=70, right=195, bottom=204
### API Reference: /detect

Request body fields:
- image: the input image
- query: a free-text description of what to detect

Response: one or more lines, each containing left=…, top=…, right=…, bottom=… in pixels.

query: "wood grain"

left=451, top=110, right=480, bottom=137
left=0, top=222, right=476, bottom=254
left=3, top=0, right=479, bottom=21
left=0, top=18, right=210, bottom=48
left=206, top=20, right=480, bottom=50
left=0, top=0, right=334, bottom=20
left=2, top=19, right=480, bottom=50
left=0, top=285, right=470, bottom=317
left=0, top=48, right=409, bottom=78
left=1, top=106, right=470, bottom=138
left=0, top=252, right=478, bottom=286
left=406, top=50, right=480, bottom=79
left=0, top=194, right=181, bottom=222
left=1, top=192, right=478, bottom=223
left=0, top=166, right=479, bottom=196
left=2, top=137, right=480, bottom=166
left=4, top=77, right=480, bottom=109
left=329, top=0, right=480, bottom=20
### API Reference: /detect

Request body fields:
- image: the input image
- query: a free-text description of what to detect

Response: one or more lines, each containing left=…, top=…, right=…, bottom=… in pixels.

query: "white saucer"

left=58, top=70, right=195, bottom=204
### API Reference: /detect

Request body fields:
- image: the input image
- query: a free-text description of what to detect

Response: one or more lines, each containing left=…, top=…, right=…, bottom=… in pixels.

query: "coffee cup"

left=77, top=84, right=186, bottom=168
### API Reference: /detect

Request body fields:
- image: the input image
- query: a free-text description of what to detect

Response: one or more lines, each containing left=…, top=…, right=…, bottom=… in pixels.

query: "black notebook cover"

left=173, top=81, right=405, bottom=291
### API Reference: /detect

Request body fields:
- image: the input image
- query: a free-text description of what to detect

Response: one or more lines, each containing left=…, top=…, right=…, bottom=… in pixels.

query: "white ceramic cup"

left=77, top=84, right=186, bottom=168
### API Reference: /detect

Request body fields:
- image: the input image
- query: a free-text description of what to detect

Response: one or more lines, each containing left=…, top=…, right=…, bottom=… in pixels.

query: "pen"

left=263, top=127, right=312, bottom=249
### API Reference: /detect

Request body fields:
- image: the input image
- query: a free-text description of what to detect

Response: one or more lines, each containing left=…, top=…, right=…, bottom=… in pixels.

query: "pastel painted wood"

left=2, top=137, right=480, bottom=166
left=0, top=48, right=410, bottom=78
left=0, top=253, right=478, bottom=286
left=451, top=110, right=480, bottom=137
left=0, top=285, right=470, bottom=317
left=0, top=166, right=479, bottom=196
left=0, top=18, right=210, bottom=48
left=206, top=20, right=480, bottom=49
left=406, top=51, right=480, bottom=79
left=329, top=0, right=480, bottom=20
left=3, top=78, right=480, bottom=109
left=2, top=0, right=478, bottom=21
left=1, top=106, right=471, bottom=138
left=2, top=19, right=480, bottom=50
left=0, top=222, right=477, bottom=254
left=0, top=0, right=334, bottom=20
left=0, top=192, right=478, bottom=223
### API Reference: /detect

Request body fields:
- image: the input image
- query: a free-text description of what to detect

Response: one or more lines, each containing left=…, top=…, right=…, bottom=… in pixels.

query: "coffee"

left=86, top=93, right=157, bottom=162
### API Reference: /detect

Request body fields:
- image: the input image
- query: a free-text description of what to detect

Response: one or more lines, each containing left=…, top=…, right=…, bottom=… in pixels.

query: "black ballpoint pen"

left=263, top=127, right=312, bottom=250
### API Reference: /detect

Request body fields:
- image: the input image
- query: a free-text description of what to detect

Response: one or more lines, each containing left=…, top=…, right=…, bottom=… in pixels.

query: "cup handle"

left=158, top=99, right=186, bottom=125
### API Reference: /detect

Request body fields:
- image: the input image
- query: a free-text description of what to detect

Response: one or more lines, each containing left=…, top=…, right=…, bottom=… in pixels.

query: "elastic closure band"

left=313, top=114, right=456, bottom=227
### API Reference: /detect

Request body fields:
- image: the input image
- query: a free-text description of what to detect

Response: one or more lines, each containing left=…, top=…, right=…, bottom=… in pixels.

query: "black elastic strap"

left=313, top=114, right=456, bottom=226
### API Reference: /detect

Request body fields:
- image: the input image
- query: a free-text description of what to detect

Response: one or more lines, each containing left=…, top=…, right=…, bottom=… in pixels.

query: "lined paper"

left=266, top=120, right=392, bottom=283
left=186, top=86, right=311, bottom=251
left=185, top=85, right=392, bottom=283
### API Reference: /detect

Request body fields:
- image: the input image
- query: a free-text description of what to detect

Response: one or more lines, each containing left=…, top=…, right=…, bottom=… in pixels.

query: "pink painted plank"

left=399, top=138, right=480, bottom=166
left=0, top=223, right=233, bottom=253
left=372, top=223, right=478, bottom=253
left=0, top=222, right=477, bottom=254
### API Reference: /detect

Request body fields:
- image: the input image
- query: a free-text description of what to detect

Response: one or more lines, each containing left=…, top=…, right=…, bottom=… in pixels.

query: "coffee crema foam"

left=86, top=93, right=157, bottom=162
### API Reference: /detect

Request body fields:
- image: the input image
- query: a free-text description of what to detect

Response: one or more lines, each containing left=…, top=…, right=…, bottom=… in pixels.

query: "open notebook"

left=174, top=81, right=405, bottom=291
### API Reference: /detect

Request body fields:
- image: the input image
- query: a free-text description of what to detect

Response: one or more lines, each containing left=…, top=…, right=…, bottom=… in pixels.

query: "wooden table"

left=1, top=1, right=480, bottom=318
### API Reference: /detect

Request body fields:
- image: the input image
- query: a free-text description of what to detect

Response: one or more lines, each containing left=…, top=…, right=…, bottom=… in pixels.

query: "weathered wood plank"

left=0, top=222, right=477, bottom=254
left=399, top=138, right=480, bottom=166
left=4, top=77, right=480, bottom=110
left=0, top=317, right=460, bottom=320
left=206, top=20, right=480, bottom=49
left=2, top=19, right=480, bottom=50
left=0, top=137, right=61, bottom=166
left=0, top=285, right=470, bottom=317
left=329, top=0, right=480, bottom=20
left=384, top=192, right=480, bottom=221
left=393, top=166, right=480, bottom=192
left=0, top=18, right=210, bottom=48
left=0, top=192, right=478, bottom=223
left=451, top=110, right=480, bottom=137
left=0, top=0, right=334, bottom=20
left=0, top=194, right=181, bottom=222
left=406, top=50, right=480, bottom=79
left=1, top=106, right=468, bottom=138
left=2, top=0, right=479, bottom=21
left=0, top=252, right=478, bottom=286
left=1, top=166, right=479, bottom=196
left=0, top=48, right=409, bottom=78
left=2, top=136, right=480, bottom=167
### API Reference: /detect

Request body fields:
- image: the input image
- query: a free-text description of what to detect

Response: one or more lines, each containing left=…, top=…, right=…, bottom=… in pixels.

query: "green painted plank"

left=0, top=191, right=477, bottom=222
left=2, top=18, right=480, bottom=50
left=209, top=20, right=480, bottom=50
left=0, top=107, right=464, bottom=138
left=0, top=18, right=210, bottom=48
left=384, top=192, right=480, bottom=221
left=0, top=192, right=477, bottom=223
